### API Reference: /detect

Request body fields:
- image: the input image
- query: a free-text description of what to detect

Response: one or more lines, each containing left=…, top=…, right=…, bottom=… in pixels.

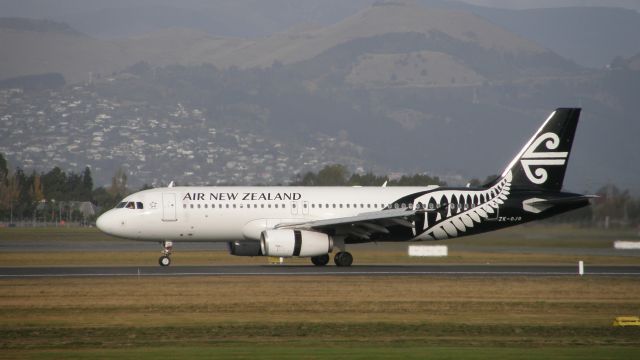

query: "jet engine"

left=228, top=240, right=262, bottom=256
left=260, top=230, right=332, bottom=257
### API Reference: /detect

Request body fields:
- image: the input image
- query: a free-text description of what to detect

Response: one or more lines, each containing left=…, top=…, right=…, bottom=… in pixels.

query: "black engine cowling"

left=228, top=240, right=262, bottom=256
left=260, top=229, right=332, bottom=257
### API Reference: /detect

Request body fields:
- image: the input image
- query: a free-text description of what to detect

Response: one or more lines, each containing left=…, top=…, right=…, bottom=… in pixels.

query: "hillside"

left=470, top=6, right=640, bottom=68
left=0, top=1, right=576, bottom=84
left=0, top=17, right=82, bottom=35
left=2, top=1, right=639, bottom=69
left=209, top=1, right=547, bottom=69
left=0, top=19, right=128, bottom=83
left=0, top=2, right=638, bottom=192
left=626, top=52, right=640, bottom=71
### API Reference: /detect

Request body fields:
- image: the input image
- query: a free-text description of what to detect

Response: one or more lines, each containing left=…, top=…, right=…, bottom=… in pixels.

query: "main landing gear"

left=159, top=241, right=173, bottom=266
left=309, top=252, right=353, bottom=266
left=311, top=254, right=330, bottom=266
left=334, top=251, right=353, bottom=267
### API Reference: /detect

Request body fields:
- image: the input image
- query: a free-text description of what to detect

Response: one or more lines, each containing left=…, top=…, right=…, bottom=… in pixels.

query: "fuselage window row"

left=180, top=203, right=409, bottom=210
left=181, top=201, right=480, bottom=211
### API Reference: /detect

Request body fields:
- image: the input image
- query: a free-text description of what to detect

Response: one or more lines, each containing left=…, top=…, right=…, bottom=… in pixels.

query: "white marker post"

left=578, top=260, right=584, bottom=276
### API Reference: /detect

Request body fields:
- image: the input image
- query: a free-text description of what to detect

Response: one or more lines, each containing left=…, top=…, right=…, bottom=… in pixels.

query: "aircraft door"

left=290, top=201, right=298, bottom=215
left=162, top=193, right=177, bottom=221
left=302, top=201, right=309, bottom=215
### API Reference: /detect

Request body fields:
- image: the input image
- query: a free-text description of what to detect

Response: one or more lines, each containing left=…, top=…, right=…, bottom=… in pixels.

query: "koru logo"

left=520, top=132, right=568, bottom=184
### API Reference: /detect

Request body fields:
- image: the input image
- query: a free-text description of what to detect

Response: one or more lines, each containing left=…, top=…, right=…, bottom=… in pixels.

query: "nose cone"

left=96, top=210, right=121, bottom=237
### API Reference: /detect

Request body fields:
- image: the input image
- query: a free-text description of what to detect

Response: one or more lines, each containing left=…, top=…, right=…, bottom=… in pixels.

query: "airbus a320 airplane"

left=97, top=108, right=593, bottom=267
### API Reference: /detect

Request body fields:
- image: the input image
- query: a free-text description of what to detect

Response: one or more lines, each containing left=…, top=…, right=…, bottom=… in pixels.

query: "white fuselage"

left=96, top=186, right=439, bottom=242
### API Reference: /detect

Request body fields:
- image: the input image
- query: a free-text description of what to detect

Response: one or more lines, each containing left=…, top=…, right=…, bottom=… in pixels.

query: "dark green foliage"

left=0, top=159, right=119, bottom=221
left=0, top=153, right=7, bottom=184
left=292, top=164, right=445, bottom=187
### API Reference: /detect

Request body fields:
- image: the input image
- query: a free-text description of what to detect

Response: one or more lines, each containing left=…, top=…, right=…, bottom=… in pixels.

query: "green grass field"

left=1, top=225, right=639, bottom=359
left=1, top=224, right=636, bottom=246
left=1, top=276, right=639, bottom=359
left=10, top=345, right=640, bottom=360
left=0, top=224, right=638, bottom=266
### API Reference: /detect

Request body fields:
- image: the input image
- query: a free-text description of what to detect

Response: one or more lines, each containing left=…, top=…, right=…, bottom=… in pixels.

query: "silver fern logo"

left=415, top=171, right=512, bottom=240
left=520, top=132, right=568, bottom=184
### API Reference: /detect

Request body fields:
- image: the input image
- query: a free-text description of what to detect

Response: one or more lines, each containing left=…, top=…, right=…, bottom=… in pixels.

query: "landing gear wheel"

left=159, top=241, right=173, bottom=267
left=159, top=255, right=171, bottom=267
left=311, top=254, right=330, bottom=266
left=334, top=251, right=353, bottom=267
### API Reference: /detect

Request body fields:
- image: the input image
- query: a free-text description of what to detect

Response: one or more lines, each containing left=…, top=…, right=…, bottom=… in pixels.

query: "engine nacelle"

left=260, top=230, right=333, bottom=257
left=228, top=240, right=262, bottom=256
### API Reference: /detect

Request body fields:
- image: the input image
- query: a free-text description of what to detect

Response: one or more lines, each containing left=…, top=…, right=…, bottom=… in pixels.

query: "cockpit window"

left=116, top=202, right=126, bottom=208
left=126, top=202, right=135, bottom=209
left=136, top=202, right=144, bottom=209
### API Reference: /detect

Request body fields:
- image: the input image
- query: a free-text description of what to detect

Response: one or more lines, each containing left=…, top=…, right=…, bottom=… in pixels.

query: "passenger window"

left=225, top=204, right=229, bottom=208
left=261, top=204, right=265, bottom=208
left=197, top=204, right=201, bottom=209
left=275, top=204, right=278, bottom=208
left=339, top=204, right=343, bottom=208
left=346, top=204, right=350, bottom=208
left=303, top=203, right=307, bottom=208
left=233, top=204, right=236, bottom=209
left=183, top=204, right=187, bottom=209
left=311, top=204, right=315, bottom=208
left=333, top=204, right=336, bottom=208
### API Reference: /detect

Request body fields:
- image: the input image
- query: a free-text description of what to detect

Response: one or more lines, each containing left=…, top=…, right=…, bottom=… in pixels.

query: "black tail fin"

left=490, top=108, right=581, bottom=192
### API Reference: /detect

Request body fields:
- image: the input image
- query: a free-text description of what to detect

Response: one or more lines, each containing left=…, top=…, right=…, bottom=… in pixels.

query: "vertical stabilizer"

left=491, top=108, right=581, bottom=191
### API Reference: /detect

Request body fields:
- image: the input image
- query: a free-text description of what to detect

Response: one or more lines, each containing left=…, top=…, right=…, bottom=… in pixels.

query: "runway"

left=1, top=264, right=639, bottom=278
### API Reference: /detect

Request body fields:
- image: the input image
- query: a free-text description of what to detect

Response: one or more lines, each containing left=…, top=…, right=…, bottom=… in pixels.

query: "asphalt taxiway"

left=1, top=264, right=639, bottom=278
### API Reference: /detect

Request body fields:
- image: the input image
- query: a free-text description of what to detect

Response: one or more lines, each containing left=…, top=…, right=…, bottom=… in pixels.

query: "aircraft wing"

left=275, top=208, right=421, bottom=240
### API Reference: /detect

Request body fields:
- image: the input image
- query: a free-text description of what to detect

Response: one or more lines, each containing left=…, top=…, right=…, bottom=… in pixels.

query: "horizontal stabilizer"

left=528, top=195, right=597, bottom=206
left=523, top=195, right=596, bottom=214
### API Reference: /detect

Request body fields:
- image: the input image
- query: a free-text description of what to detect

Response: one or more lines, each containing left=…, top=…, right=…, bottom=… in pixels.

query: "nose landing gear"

left=159, top=241, right=173, bottom=266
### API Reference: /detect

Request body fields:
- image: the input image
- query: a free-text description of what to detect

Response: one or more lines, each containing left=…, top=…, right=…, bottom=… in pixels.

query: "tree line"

left=0, top=154, right=129, bottom=222
left=294, top=165, right=640, bottom=228
left=291, top=164, right=446, bottom=187
left=1, top=155, right=639, bottom=227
